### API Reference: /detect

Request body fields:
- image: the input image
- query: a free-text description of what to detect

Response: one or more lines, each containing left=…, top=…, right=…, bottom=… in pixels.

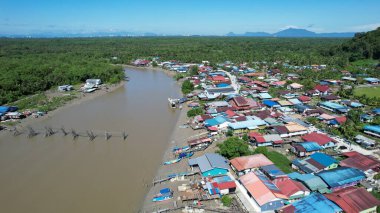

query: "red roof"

left=211, top=76, right=226, bottom=81
left=208, top=126, right=218, bottom=131
left=314, top=85, right=330, bottom=92
left=334, top=116, right=347, bottom=124
left=340, top=151, right=380, bottom=172
left=324, top=187, right=380, bottom=213
left=298, top=95, right=311, bottom=102
left=273, top=178, right=309, bottom=198
left=225, top=110, right=236, bottom=118
left=217, top=181, right=237, bottom=190
left=233, top=96, right=248, bottom=106
left=235, top=116, right=247, bottom=121
left=230, top=154, right=273, bottom=171
left=302, top=132, right=333, bottom=146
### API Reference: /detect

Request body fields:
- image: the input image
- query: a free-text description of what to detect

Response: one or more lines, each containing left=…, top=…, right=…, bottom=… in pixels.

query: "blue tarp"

left=0, top=106, right=10, bottom=113
left=160, top=188, right=171, bottom=194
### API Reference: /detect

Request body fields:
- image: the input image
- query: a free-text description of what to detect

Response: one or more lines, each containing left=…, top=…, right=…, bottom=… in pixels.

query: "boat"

left=178, top=152, right=194, bottom=159
left=163, top=158, right=181, bottom=165
left=152, top=188, right=173, bottom=202
left=173, top=145, right=190, bottom=154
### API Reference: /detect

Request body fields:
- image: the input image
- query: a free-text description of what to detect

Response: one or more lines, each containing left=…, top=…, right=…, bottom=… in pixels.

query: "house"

left=354, top=135, right=376, bottom=148
left=230, top=154, right=274, bottom=176
left=263, top=100, right=280, bottom=108
left=324, top=187, right=380, bottom=213
left=207, top=176, right=237, bottom=195
left=278, top=100, right=294, bottom=107
left=288, top=172, right=330, bottom=193
left=319, top=101, right=349, bottom=114
left=258, top=92, right=273, bottom=99
left=273, top=178, right=310, bottom=202
left=339, top=151, right=380, bottom=174
left=316, top=167, right=366, bottom=192
left=278, top=193, right=342, bottom=213
left=288, top=98, right=302, bottom=105
left=292, top=152, right=338, bottom=174
left=328, top=116, right=347, bottom=127
left=228, top=96, right=258, bottom=111
left=287, top=83, right=304, bottom=90
left=204, top=116, right=229, bottom=130
left=314, top=85, right=331, bottom=96
left=239, top=171, right=285, bottom=212
left=228, top=117, right=267, bottom=133
left=302, top=132, right=336, bottom=149
left=321, top=95, right=340, bottom=102
left=187, top=137, right=212, bottom=149
left=188, top=153, right=229, bottom=177
left=360, top=114, right=374, bottom=123
left=291, top=142, right=323, bottom=157
left=363, top=77, right=380, bottom=84
left=363, top=125, right=380, bottom=138
left=274, top=122, right=308, bottom=138
left=260, top=164, right=287, bottom=180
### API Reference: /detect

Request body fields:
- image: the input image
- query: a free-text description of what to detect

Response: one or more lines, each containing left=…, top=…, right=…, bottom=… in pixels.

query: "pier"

left=9, top=126, right=129, bottom=141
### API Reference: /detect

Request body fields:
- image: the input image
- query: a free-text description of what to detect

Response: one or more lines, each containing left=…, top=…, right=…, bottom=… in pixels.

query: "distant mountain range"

left=226, top=28, right=355, bottom=38
left=0, top=28, right=356, bottom=38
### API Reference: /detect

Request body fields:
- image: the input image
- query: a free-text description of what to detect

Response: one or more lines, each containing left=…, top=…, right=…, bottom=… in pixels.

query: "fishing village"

left=137, top=57, right=380, bottom=212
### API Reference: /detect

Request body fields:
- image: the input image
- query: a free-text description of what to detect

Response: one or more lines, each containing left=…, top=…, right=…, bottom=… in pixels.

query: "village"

left=138, top=58, right=380, bottom=213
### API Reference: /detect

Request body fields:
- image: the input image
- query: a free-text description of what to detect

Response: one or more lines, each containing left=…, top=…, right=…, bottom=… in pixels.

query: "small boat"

left=163, top=158, right=181, bottom=165
left=178, top=152, right=194, bottom=159
left=152, top=188, right=173, bottom=202
left=173, top=145, right=190, bottom=153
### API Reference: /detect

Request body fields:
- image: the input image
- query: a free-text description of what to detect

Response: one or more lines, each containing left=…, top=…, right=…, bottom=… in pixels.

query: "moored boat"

left=163, top=158, right=181, bottom=165
left=152, top=188, right=173, bottom=202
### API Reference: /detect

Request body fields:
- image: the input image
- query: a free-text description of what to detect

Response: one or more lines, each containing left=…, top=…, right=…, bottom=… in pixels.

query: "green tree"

left=181, top=80, right=194, bottom=94
left=221, top=195, right=233, bottom=207
left=187, top=107, right=204, bottom=117
left=190, top=65, right=199, bottom=76
left=217, top=137, right=251, bottom=159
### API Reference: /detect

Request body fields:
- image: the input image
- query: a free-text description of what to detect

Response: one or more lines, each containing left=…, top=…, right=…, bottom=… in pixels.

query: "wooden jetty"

left=152, top=171, right=199, bottom=186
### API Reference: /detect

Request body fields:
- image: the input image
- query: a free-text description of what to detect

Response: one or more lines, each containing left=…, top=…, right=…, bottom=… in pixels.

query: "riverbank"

left=2, top=81, right=125, bottom=130
left=122, top=64, right=177, bottom=78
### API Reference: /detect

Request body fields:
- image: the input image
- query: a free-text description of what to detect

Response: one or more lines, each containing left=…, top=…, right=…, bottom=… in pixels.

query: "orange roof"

left=273, top=178, right=309, bottom=198
left=285, top=122, right=308, bottom=133
left=230, top=154, right=273, bottom=172
left=239, top=172, right=280, bottom=206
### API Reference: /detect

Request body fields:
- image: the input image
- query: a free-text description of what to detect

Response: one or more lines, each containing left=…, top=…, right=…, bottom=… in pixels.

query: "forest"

left=0, top=29, right=378, bottom=105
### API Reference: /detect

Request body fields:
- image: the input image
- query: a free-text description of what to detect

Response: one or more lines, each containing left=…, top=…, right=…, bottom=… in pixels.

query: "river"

left=0, top=68, right=181, bottom=213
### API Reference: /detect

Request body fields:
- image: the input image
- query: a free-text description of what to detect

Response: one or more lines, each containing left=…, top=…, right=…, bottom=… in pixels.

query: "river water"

left=0, top=68, right=181, bottom=213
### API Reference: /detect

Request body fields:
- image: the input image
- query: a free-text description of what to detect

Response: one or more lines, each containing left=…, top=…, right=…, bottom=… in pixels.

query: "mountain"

left=227, top=32, right=271, bottom=37
left=273, top=28, right=317, bottom=37
left=225, top=28, right=355, bottom=38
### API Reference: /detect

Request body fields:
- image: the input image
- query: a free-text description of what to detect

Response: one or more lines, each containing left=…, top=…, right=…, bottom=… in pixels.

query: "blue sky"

left=1, top=0, right=379, bottom=35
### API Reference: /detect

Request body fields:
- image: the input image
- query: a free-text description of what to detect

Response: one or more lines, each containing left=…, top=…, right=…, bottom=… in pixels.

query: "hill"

left=332, top=27, right=380, bottom=61
left=226, top=28, right=355, bottom=38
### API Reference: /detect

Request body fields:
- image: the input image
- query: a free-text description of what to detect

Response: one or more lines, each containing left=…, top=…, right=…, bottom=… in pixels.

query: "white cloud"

left=350, top=23, right=380, bottom=32
left=279, top=25, right=301, bottom=30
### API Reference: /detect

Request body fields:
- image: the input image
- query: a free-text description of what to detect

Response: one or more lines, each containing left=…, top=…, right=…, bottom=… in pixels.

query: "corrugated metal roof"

left=299, top=142, right=323, bottom=152
left=316, top=167, right=366, bottom=188
left=309, top=153, right=337, bottom=167
left=289, top=193, right=341, bottom=213
left=189, top=153, right=229, bottom=173
left=230, top=154, right=273, bottom=171
left=324, top=187, right=380, bottom=213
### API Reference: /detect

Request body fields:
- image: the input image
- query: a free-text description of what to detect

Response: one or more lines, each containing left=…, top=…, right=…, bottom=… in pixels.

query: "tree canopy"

left=217, top=136, right=251, bottom=159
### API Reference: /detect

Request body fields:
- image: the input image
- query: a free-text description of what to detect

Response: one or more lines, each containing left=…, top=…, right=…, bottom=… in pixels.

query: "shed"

left=188, top=153, right=229, bottom=177
left=279, top=193, right=341, bottom=213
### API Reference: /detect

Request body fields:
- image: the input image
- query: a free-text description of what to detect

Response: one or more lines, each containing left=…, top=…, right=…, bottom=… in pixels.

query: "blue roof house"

left=292, top=153, right=338, bottom=174
left=364, top=77, right=380, bottom=84
left=188, top=153, right=229, bottom=177
left=316, top=167, right=366, bottom=192
left=319, top=102, right=349, bottom=114
left=363, top=125, right=380, bottom=138
left=288, top=172, right=330, bottom=193
left=280, top=193, right=341, bottom=213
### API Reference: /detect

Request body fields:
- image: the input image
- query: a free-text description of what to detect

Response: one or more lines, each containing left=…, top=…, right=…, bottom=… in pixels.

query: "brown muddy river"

left=0, top=68, right=181, bottom=213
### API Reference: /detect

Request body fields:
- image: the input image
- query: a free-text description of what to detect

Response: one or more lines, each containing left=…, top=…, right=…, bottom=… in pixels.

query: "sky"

left=1, top=0, right=380, bottom=35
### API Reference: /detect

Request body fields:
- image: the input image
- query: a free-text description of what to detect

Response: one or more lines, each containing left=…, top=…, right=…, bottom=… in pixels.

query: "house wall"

left=361, top=206, right=377, bottom=213
left=202, top=168, right=228, bottom=177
